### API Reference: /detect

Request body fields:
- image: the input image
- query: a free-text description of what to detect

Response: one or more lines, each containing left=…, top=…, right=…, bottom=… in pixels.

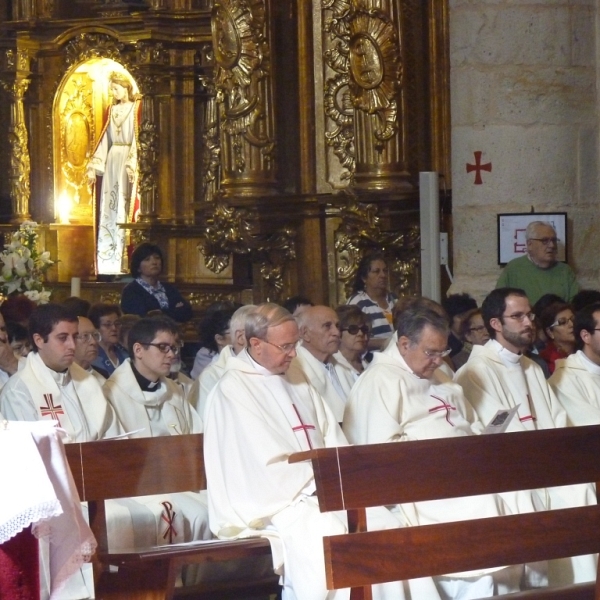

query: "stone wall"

left=449, top=0, right=598, bottom=303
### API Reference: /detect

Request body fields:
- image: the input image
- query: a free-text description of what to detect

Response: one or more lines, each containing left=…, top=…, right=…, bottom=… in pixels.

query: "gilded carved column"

left=134, top=43, right=167, bottom=223
left=0, top=49, right=32, bottom=223
left=211, top=0, right=278, bottom=198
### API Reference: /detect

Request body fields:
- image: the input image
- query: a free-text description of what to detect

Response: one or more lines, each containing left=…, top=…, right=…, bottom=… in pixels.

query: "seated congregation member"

left=347, top=252, right=397, bottom=350
left=189, top=304, right=255, bottom=419
left=343, top=304, right=542, bottom=598
left=538, top=301, right=575, bottom=374
left=121, top=242, right=193, bottom=322
left=73, top=316, right=108, bottom=384
left=496, top=221, right=578, bottom=304
left=7, top=321, right=31, bottom=358
left=190, top=303, right=240, bottom=379
left=0, top=311, right=21, bottom=388
left=89, top=303, right=129, bottom=375
left=441, top=293, right=477, bottom=358
left=571, top=288, right=600, bottom=313
left=451, top=308, right=489, bottom=370
left=549, top=302, right=600, bottom=426
left=0, top=304, right=122, bottom=442
left=333, top=304, right=370, bottom=386
left=455, top=288, right=595, bottom=586
left=282, top=294, right=313, bottom=317
left=287, top=305, right=350, bottom=422
left=103, top=316, right=202, bottom=437
left=168, top=331, right=194, bottom=398
left=204, top=303, right=439, bottom=600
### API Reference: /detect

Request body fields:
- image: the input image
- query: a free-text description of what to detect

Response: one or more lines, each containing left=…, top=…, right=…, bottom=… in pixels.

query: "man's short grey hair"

left=397, top=306, right=449, bottom=345
left=245, top=303, right=296, bottom=341
left=525, top=221, right=556, bottom=241
left=230, top=304, right=257, bottom=336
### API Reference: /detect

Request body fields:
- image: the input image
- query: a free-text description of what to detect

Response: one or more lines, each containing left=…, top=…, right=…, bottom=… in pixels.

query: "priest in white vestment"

left=286, top=305, right=351, bottom=422
left=343, top=304, right=543, bottom=598
left=102, top=316, right=211, bottom=584
left=0, top=304, right=124, bottom=600
left=205, top=303, right=441, bottom=600
left=549, top=302, right=600, bottom=425
left=73, top=316, right=108, bottom=385
left=455, top=288, right=595, bottom=585
left=188, top=304, right=256, bottom=419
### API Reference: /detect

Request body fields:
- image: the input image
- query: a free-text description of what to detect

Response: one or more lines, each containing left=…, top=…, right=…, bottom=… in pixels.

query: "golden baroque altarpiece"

left=0, top=0, right=449, bottom=312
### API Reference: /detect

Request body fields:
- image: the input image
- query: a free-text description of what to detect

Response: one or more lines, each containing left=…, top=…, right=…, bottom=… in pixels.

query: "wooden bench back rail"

left=289, top=426, right=600, bottom=600
left=65, top=434, right=277, bottom=600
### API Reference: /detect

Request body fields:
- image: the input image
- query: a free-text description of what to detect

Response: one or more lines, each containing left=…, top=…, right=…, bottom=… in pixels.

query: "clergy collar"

left=243, top=348, right=283, bottom=376
left=489, top=338, right=522, bottom=365
left=130, top=362, right=161, bottom=391
left=48, top=367, right=71, bottom=387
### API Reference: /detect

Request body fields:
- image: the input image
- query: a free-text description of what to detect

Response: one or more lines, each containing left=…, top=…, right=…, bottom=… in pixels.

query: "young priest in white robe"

left=0, top=304, right=123, bottom=600
left=205, top=303, right=441, bottom=600
left=454, top=288, right=595, bottom=586
left=102, top=316, right=210, bottom=585
left=343, top=304, right=544, bottom=599
left=286, top=305, right=352, bottom=422
left=549, top=301, right=600, bottom=426
left=0, top=304, right=122, bottom=442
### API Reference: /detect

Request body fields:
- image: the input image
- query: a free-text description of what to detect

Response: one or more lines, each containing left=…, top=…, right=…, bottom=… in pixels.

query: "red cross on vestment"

left=39, top=394, right=64, bottom=425
left=429, top=394, right=456, bottom=426
left=466, top=151, right=492, bottom=184
left=519, top=394, right=537, bottom=424
left=291, top=404, right=315, bottom=450
left=161, top=501, right=178, bottom=544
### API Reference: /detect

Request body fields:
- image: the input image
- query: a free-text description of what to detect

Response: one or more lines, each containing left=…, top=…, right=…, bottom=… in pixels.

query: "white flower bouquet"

left=0, top=221, right=54, bottom=304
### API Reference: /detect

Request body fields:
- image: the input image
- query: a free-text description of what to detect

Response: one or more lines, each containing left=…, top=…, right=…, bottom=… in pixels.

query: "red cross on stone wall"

left=466, top=151, right=492, bottom=184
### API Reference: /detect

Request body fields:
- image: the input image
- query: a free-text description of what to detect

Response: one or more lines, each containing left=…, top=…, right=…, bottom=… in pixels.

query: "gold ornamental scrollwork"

left=335, top=199, right=420, bottom=300
left=59, top=78, right=93, bottom=205
left=347, top=8, right=400, bottom=147
left=137, top=119, right=158, bottom=198
left=65, top=34, right=125, bottom=68
left=198, top=76, right=221, bottom=203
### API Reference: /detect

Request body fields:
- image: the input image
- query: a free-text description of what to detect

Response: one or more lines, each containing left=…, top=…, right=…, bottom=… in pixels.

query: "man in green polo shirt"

left=496, top=221, right=579, bottom=305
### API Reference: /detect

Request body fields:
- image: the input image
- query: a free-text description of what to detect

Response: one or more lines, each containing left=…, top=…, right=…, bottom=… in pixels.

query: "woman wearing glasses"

left=334, top=305, right=371, bottom=389
left=452, top=308, right=490, bottom=370
left=89, top=303, right=129, bottom=376
left=539, top=301, right=576, bottom=375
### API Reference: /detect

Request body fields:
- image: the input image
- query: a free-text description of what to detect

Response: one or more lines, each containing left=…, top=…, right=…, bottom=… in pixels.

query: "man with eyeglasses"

left=0, top=303, right=122, bottom=443
left=286, top=305, right=350, bottom=422
left=204, top=303, right=417, bottom=600
left=103, top=315, right=202, bottom=437
left=549, top=301, right=600, bottom=426
left=456, top=288, right=595, bottom=587
left=496, top=221, right=579, bottom=304
left=73, top=316, right=109, bottom=384
left=344, top=304, right=540, bottom=597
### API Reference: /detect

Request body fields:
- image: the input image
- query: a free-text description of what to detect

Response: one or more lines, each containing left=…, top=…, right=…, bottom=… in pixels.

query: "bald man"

left=287, top=305, right=351, bottom=421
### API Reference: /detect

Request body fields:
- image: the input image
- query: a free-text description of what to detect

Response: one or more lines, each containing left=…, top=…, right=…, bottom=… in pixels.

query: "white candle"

left=70, top=277, right=81, bottom=297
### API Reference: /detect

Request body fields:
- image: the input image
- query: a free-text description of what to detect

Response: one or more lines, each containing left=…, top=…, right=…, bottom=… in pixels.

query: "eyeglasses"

left=100, top=320, right=122, bottom=329
left=76, top=332, right=101, bottom=343
left=423, top=348, right=452, bottom=358
left=550, top=316, right=574, bottom=328
left=342, top=325, right=370, bottom=335
left=262, top=339, right=297, bottom=355
left=529, top=237, right=558, bottom=246
left=469, top=325, right=487, bottom=333
left=142, top=342, right=180, bottom=355
left=503, top=312, right=536, bottom=322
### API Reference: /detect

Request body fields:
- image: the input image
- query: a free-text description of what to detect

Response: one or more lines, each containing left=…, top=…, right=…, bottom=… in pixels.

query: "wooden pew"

left=289, top=425, right=600, bottom=600
left=65, top=433, right=278, bottom=600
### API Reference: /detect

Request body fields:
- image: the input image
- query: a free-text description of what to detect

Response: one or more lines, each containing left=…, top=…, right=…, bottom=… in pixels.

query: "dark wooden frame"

left=65, top=434, right=278, bottom=600
left=290, top=426, right=600, bottom=600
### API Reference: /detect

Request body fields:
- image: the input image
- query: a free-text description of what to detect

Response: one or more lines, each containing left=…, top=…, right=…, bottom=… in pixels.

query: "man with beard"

left=286, top=305, right=350, bottom=422
left=454, top=288, right=595, bottom=587
left=454, top=287, right=565, bottom=430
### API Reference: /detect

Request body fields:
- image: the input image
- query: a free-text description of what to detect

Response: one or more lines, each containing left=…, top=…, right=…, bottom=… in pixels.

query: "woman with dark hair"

left=89, top=303, right=129, bottom=375
left=451, top=308, right=489, bottom=371
left=539, top=301, right=576, bottom=375
left=120, top=242, right=193, bottom=322
left=346, top=252, right=397, bottom=349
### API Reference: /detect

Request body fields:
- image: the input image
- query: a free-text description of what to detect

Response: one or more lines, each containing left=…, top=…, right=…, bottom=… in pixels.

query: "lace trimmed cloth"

left=0, top=420, right=96, bottom=599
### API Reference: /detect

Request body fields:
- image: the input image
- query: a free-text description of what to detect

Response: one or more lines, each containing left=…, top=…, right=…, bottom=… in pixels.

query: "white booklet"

left=482, top=405, right=520, bottom=434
